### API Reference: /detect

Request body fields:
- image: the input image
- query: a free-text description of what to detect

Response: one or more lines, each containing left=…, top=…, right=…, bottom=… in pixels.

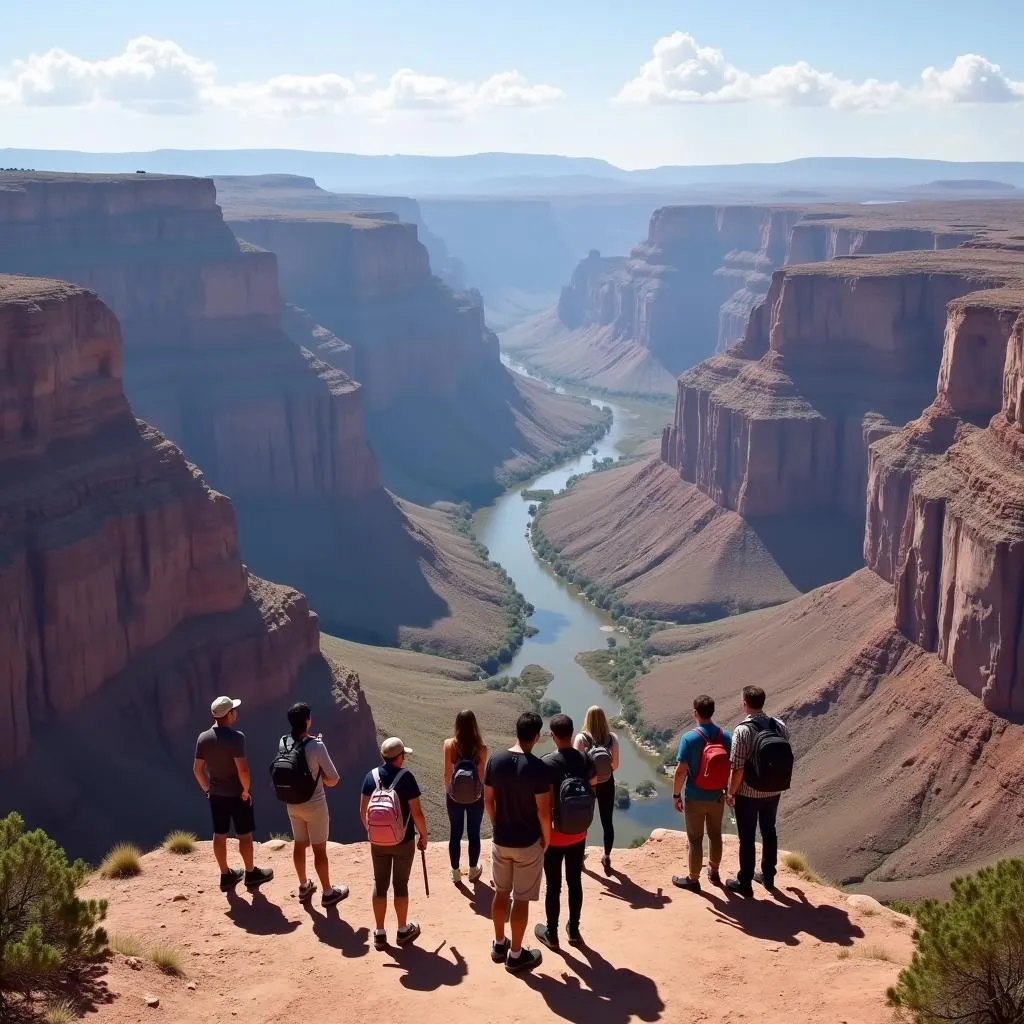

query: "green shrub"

left=888, top=859, right=1024, bottom=1023
left=44, top=999, right=78, bottom=1024
left=629, top=835, right=649, bottom=849
left=0, top=813, right=107, bottom=1010
left=614, top=785, right=631, bottom=810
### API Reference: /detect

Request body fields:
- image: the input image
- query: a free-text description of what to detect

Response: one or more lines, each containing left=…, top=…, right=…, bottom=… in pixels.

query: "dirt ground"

left=77, top=831, right=913, bottom=1024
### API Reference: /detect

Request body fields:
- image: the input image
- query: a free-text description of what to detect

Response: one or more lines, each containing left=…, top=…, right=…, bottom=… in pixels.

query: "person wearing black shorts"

left=193, top=695, right=274, bottom=892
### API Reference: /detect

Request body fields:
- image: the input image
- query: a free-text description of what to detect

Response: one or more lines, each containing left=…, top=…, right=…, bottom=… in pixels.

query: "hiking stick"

left=420, top=848, right=430, bottom=897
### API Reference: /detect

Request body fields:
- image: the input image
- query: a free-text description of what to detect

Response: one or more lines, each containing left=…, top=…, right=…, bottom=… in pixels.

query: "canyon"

left=219, top=174, right=606, bottom=506
left=534, top=208, right=1024, bottom=893
left=503, top=200, right=1024, bottom=397
left=0, top=170, right=582, bottom=662
left=0, top=274, right=378, bottom=860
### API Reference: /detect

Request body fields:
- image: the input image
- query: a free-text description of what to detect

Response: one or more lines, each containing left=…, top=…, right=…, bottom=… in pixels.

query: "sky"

left=2, top=0, right=1023, bottom=168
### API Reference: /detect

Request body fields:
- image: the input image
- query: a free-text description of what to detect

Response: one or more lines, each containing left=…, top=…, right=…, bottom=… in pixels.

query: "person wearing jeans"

left=725, top=686, right=790, bottom=898
left=442, top=710, right=488, bottom=883
left=537, top=714, right=596, bottom=949
left=671, top=694, right=732, bottom=891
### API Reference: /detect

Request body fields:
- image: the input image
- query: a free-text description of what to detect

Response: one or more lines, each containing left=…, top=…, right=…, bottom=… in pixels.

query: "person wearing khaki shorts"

left=483, top=712, right=552, bottom=974
left=282, top=703, right=349, bottom=908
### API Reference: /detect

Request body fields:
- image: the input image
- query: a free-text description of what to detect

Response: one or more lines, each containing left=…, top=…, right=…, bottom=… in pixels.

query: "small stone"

left=187, top=982, right=197, bottom=991
left=126, top=957, right=144, bottom=971
left=196, top=889, right=204, bottom=895
left=265, top=839, right=287, bottom=851
left=172, top=893, right=188, bottom=902
left=159, top=924, right=167, bottom=929
left=146, top=996, right=160, bottom=1008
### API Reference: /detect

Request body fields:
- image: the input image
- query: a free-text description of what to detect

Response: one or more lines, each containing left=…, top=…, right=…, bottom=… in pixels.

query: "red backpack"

left=695, top=726, right=730, bottom=791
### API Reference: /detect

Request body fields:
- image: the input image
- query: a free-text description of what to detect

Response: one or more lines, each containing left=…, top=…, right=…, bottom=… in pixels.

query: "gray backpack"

left=583, top=732, right=613, bottom=784
left=447, top=748, right=483, bottom=804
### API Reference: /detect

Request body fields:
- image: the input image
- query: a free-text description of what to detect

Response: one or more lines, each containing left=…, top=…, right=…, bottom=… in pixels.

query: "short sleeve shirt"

left=676, top=723, right=732, bottom=801
left=361, top=762, right=421, bottom=843
left=195, top=726, right=246, bottom=798
left=484, top=749, right=550, bottom=848
left=730, top=714, right=790, bottom=798
left=543, top=747, right=595, bottom=846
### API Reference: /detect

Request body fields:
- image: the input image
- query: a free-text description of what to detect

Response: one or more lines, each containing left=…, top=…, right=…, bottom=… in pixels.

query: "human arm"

left=672, top=734, right=689, bottom=811
left=409, top=797, right=428, bottom=850
left=234, top=757, right=252, bottom=802
left=359, top=793, right=370, bottom=830
left=534, top=790, right=552, bottom=849
left=315, top=742, right=340, bottom=788
left=484, top=785, right=496, bottom=823
left=727, top=724, right=748, bottom=807
left=442, top=739, right=453, bottom=789
left=573, top=732, right=587, bottom=754
left=477, top=744, right=488, bottom=777
left=610, top=734, right=621, bottom=773
left=192, top=759, right=209, bottom=795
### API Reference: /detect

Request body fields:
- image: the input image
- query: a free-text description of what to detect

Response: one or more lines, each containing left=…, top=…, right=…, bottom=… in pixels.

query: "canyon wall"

left=0, top=275, right=377, bottom=856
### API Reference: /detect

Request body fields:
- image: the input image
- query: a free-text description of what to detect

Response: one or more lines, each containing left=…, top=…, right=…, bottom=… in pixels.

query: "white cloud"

left=617, top=32, right=1023, bottom=111
left=8, top=37, right=214, bottom=115
left=919, top=54, right=1024, bottom=104
left=0, top=38, right=563, bottom=118
left=367, top=68, right=563, bottom=113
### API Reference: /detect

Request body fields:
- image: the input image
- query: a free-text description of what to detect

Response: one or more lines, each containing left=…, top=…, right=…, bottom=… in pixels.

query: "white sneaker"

left=450, top=868, right=461, bottom=883
left=468, top=865, right=483, bottom=883
left=298, top=880, right=317, bottom=901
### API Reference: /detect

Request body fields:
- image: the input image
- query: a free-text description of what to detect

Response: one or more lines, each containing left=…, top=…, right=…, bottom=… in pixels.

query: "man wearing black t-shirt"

left=483, top=711, right=551, bottom=974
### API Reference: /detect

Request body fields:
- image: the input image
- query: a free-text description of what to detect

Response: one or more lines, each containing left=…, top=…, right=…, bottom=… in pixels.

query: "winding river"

left=474, top=364, right=679, bottom=847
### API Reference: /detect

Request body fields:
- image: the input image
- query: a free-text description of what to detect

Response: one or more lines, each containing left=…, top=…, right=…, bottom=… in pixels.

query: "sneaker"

left=725, top=877, right=754, bottom=899
left=534, top=923, right=559, bottom=950
left=450, top=867, right=462, bottom=883
left=396, top=922, right=421, bottom=946
left=468, top=864, right=483, bottom=883
left=298, top=880, right=317, bottom=901
left=244, top=867, right=274, bottom=890
left=672, top=875, right=701, bottom=892
left=322, top=885, right=349, bottom=907
left=219, top=868, right=244, bottom=892
left=754, top=871, right=776, bottom=891
left=505, top=948, right=542, bottom=974
left=707, top=867, right=722, bottom=885
left=601, top=855, right=612, bottom=876
left=491, top=937, right=510, bottom=963
left=566, top=925, right=583, bottom=947
left=373, top=929, right=387, bottom=951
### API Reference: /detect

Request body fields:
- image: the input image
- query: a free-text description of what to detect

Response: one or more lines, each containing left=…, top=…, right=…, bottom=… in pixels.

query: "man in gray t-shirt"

left=192, top=695, right=274, bottom=892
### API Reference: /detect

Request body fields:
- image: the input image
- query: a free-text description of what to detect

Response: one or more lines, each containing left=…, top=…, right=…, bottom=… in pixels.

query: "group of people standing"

left=191, top=685, right=791, bottom=973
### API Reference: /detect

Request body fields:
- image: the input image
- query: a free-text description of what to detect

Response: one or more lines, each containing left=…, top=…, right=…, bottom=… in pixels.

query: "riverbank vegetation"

left=450, top=504, right=536, bottom=674
left=485, top=664, right=561, bottom=717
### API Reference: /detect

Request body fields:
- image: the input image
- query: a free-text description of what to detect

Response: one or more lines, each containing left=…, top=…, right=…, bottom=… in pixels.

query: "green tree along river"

left=474, top=361, right=718, bottom=847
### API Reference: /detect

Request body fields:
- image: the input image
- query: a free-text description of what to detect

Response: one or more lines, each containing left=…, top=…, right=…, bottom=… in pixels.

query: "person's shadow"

left=302, top=901, right=370, bottom=958
left=455, top=878, right=494, bottom=919
left=583, top=867, right=672, bottom=911
left=706, top=884, right=865, bottom=947
left=382, top=940, right=469, bottom=992
left=224, top=889, right=300, bottom=936
left=523, top=941, right=664, bottom=1023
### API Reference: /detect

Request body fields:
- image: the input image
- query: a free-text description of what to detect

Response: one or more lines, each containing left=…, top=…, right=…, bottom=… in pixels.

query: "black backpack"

left=744, top=719, right=793, bottom=792
left=556, top=775, right=596, bottom=834
left=448, top=755, right=483, bottom=805
left=269, top=736, right=321, bottom=804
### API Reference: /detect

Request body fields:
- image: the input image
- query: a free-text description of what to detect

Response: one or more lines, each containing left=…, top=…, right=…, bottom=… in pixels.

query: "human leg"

left=447, top=797, right=465, bottom=872
left=466, top=799, right=485, bottom=872
left=683, top=799, right=710, bottom=880
left=391, top=840, right=416, bottom=930
left=732, top=795, right=757, bottom=890
left=371, top=846, right=393, bottom=930
left=757, top=796, right=781, bottom=882
left=564, top=841, right=585, bottom=933
left=596, top=779, right=615, bottom=857
left=311, top=843, right=332, bottom=889
left=706, top=797, right=726, bottom=875
left=543, top=845, right=564, bottom=933
left=209, top=799, right=232, bottom=874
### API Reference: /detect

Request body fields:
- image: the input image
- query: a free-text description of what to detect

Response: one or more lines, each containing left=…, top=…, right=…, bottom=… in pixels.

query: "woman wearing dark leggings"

left=442, top=709, right=488, bottom=883
left=574, top=705, right=620, bottom=874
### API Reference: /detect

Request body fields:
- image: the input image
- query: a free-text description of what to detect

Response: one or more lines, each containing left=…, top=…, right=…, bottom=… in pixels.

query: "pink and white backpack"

left=365, top=767, right=409, bottom=846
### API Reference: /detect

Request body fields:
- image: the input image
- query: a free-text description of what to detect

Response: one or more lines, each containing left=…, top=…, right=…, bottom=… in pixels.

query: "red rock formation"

left=0, top=276, right=377, bottom=855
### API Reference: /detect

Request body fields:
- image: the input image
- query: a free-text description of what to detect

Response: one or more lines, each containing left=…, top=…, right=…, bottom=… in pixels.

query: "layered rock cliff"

left=0, top=275, right=377, bottom=857
left=226, top=207, right=608, bottom=504
left=504, top=199, right=1024, bottom=397
left=0, top=171, right=523, bottom=662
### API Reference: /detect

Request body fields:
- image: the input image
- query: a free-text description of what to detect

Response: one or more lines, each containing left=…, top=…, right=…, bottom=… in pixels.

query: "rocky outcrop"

left=0, top=171, right=529, bottom=660
left=0, top=275, right=377, bottom=855
left=226, top=207, right=607, bottom=504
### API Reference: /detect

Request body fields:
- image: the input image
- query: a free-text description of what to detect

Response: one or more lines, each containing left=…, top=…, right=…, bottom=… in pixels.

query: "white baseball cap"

left=211, top=695, right=242, bottom=718
left=380, top=737, right=413, bottom=759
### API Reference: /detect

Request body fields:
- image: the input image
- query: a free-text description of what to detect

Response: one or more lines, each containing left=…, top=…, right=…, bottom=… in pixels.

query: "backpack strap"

left=371, top=767, right=382, bottom=789
left=386, top=767, right=408, bottom=791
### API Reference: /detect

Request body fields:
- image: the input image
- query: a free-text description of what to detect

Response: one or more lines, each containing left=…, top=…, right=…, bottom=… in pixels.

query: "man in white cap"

left=359, top=737, right=428, bottom=950
left=193, top=695, right=274, bottom=892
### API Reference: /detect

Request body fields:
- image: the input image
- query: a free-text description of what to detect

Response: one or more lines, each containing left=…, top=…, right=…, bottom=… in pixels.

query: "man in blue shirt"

left=671, top=694, right=732, bottom=891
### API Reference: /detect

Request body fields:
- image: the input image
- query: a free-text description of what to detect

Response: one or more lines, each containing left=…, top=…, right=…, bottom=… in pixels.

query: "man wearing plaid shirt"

left=725, top=686, right=790, bottom=898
